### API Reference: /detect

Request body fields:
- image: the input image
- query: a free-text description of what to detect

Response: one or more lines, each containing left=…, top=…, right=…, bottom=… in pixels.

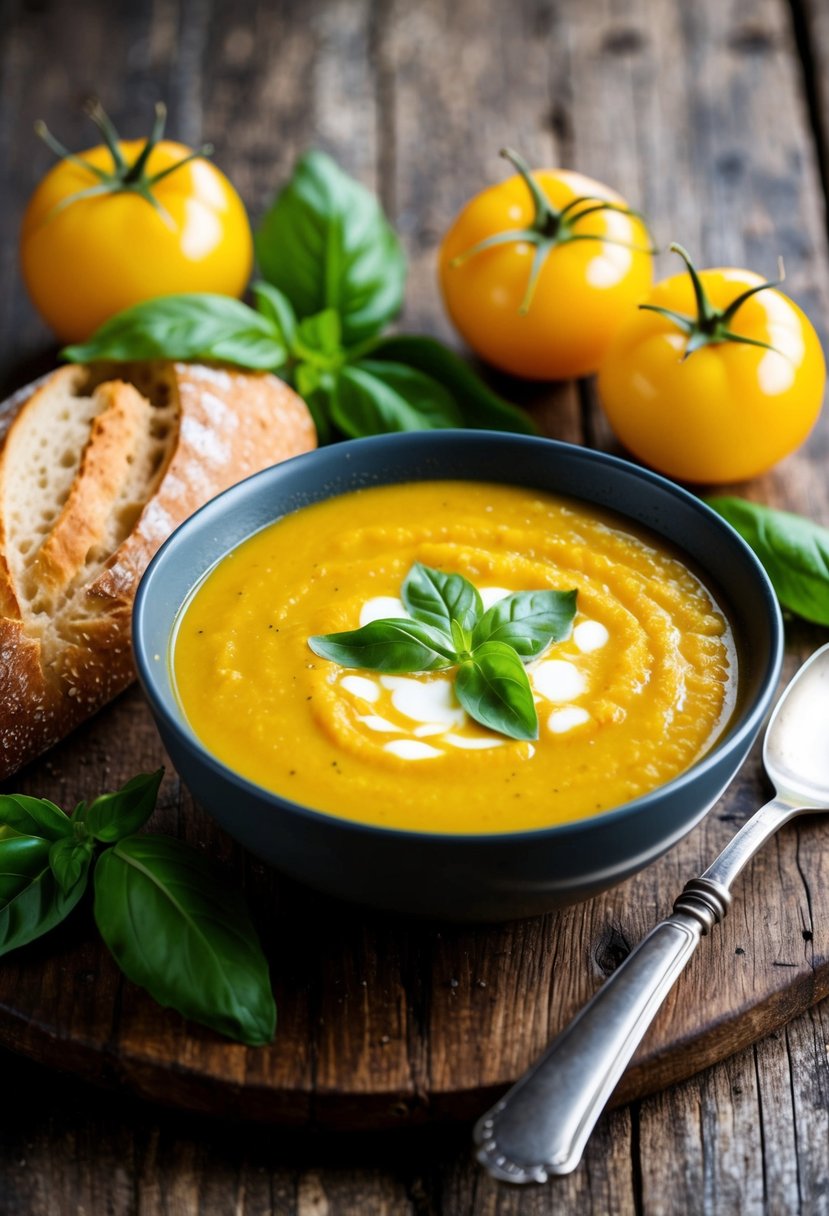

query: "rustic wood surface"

left=1, top=0, right=829, bottom=1212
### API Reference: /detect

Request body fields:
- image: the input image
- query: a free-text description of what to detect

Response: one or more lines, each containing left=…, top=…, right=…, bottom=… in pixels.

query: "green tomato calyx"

left=35, top=99, right=213, bottom=223
left=640, top=243, right=785, bottom=359
left=450, top=147, right=654, bottom=315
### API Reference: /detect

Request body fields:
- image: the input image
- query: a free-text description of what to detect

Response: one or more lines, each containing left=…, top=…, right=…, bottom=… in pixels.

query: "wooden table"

left=2, top=0, right=829, bottom=1212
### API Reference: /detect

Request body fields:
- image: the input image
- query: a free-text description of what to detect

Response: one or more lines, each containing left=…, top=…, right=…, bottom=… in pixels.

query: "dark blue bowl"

left=133, top=431, right=783, bottom=921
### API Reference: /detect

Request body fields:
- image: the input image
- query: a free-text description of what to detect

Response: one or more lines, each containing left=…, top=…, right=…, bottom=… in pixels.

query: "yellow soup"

left=172, top=481, right=737, bottom=834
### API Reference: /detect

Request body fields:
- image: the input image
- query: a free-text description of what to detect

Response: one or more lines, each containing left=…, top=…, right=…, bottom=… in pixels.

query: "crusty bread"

left=0, top=361, right=316, bottom=778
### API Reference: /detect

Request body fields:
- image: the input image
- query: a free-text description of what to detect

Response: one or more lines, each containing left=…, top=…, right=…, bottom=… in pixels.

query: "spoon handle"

left=474, top=796, right=801, bottom=1184
left=473, top=888, right=725, bottom=1182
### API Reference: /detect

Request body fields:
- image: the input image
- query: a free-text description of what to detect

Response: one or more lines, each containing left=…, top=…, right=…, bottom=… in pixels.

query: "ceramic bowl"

left=133, top=431, right=783, bottom=921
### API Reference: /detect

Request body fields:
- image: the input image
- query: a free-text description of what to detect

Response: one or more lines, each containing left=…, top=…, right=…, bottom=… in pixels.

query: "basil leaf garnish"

left=48, top=837, right=95, bottom=897
left=309, top=618, right=456, bottom=672
left=707, top=497, right=829, bottom=626
left=255, top=150, right=406, bottom=346
left=93, top=835, right=276, bottom=1046
left=369, top=334, right=539, bottom=435
left=0, top=834, right=89, bottom=957
left=63, top=293, right=288, bottom=370
left=0, top=794, right=72, bottom=841
left=472, top=589, right=577, bottom=657
left=456, top=642, right=539, bottom=741
left=331, top=362, right=461, bottom=437
left=309, top=564, right=580, bottom=739
left=80, top=769, right=164, bottom=844
left=402, top=562, right=482, bottom=634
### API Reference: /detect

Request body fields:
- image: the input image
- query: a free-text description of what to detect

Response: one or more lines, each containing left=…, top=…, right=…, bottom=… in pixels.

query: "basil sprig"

left=0, top=770, right=275, bottom=1047
left=63, top=150, right=536, bottom=443
left=707, top=497, right=829, bottom=627
left=255, top=150, right=406, bottom=347
left=309, top=563, right=577, bottom=740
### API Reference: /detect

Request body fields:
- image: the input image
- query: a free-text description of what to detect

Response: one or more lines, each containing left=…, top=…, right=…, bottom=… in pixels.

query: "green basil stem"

left=450, top=146, right=652, bottom=314
left=639, top=243, right=786, bottom=359
left=35, top=100, right=213, bottom=221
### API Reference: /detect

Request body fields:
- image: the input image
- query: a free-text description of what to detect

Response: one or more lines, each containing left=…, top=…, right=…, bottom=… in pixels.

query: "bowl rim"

left=133, top=429, right=784, bottom=845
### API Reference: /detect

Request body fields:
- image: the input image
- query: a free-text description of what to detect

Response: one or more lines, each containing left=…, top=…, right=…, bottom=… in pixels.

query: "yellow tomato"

left=438, top=150, right=653, bottom=380
left=597, top=246, right=826, bottom=483
left=21, top=104, right=253, bottom=343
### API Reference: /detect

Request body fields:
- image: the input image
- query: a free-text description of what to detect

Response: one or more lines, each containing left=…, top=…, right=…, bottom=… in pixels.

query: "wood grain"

left=2, top=1005, right=829, bottom=1214
left=2, top=0, right=829, bottom=1210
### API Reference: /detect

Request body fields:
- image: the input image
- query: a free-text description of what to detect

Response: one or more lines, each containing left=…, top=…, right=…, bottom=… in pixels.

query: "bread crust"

left=0, top=361, right=316, bottom=779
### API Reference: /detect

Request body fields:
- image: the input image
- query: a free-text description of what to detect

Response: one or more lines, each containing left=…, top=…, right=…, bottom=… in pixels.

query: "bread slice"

left=0, top=361, right=316, bottom=778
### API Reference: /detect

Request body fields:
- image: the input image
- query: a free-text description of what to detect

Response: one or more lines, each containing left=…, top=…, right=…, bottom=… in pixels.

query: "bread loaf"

left=0, top=361, right=316, bottom=778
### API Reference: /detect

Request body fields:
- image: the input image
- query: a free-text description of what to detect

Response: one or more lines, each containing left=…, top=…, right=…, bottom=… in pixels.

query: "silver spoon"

left=474, top=642, right=829, bottom=1184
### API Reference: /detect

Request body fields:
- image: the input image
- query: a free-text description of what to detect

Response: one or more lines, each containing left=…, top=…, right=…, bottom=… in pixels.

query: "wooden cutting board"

left=0, top=649, right=827, bottom=1130
left=1, top=366, right=827, bottom=1128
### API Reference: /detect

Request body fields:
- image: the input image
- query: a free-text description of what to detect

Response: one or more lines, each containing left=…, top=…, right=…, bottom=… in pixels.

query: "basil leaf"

left=251, top=280, right=297, bottom=347
left=255, top=150, right=406, bottom=345
left=309, top=618, right=456, bottom=672
left=332, top=362, right=461, bottom=438
left=294, top=309, right=344, bottom=367
left=94, top=835, right=276, bottom=1046
left=63, top=294, right=288, bottom=371
left=0, top=834, right=88, bottom=956
left=0, top=794, right=72, bottom=841
left=456, top=642, right=539, bottom=741
left=707, top=497, right=829, bottom=626
left=370, top=335, right=538, bottom=435
left=402, top=562, right=482, bottom=634
left=81, top=769, right=164, bottom=844
left=49, top=837, right=95, bottom=897
left=472, top=589, right=578, bottom=658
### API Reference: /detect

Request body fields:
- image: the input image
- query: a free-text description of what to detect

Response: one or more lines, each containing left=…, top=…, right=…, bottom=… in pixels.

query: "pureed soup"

left=172, top=481, right=737, bottom=834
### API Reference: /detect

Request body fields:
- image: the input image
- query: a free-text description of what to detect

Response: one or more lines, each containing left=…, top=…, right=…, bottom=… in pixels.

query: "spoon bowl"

left=763, top=642, right=829, bottom=808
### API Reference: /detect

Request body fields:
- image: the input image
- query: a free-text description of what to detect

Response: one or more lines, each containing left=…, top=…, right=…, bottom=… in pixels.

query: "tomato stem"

left=84, top=98, right=127, bottom=172
left=499, top=147, right=561, bottom=238
left=670, top=243, right=717, bottom=330
left=123, top=102, right=167, bottom=183
left=449, top=148, right=653, bottom=317
left=147, top=144, right=214, bottom=186
left=719, top=256, right=785, bottom=325
left=640, top=244, right=785, bottom=359
left=34, top=121, right=109, bottom=181
left=34, top=99, right=213, bottom=221
left=450, top=228, right=541, bottom=269
left=519, top=240, right=553, bottom=314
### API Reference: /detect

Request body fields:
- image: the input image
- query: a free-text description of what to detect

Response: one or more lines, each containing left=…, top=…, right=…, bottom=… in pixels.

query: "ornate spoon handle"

left=474, top=797, right=800, bottom=1184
